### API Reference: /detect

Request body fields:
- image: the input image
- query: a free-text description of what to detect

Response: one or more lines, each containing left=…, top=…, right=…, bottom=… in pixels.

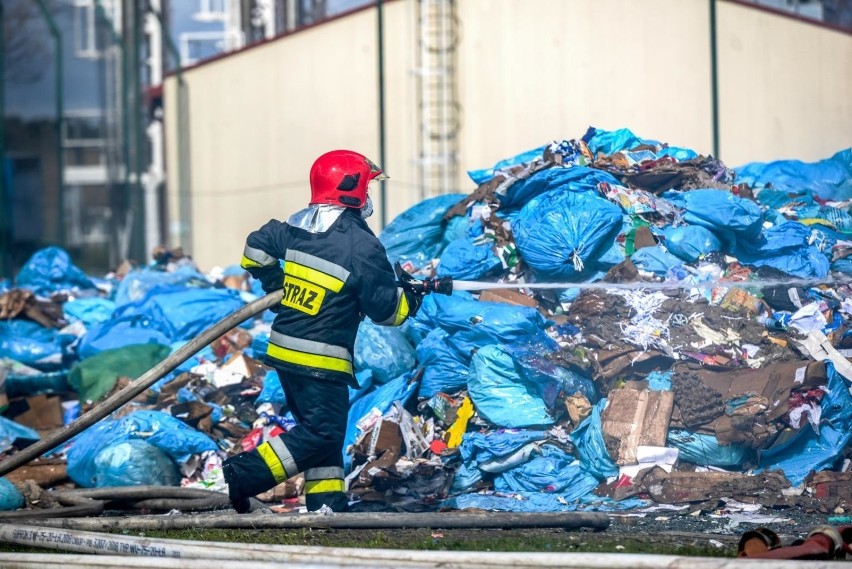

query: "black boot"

left=223, top=450, right=278, bottom=513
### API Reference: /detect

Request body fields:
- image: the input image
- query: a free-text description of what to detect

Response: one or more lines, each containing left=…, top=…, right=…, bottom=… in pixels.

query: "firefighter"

left=223, top=150, right=422, bottom=513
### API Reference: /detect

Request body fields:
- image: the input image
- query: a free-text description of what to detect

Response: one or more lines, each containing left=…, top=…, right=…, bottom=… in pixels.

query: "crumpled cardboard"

left=601, top=382, right=674, bottom=465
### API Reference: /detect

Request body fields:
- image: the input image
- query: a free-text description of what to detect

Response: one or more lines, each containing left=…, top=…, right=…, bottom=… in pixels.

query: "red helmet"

left=309, top=150, right=387, bottom=208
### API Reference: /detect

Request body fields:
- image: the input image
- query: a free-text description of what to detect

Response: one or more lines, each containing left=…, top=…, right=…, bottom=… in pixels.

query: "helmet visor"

left=365, top=157, right=389, bottom=181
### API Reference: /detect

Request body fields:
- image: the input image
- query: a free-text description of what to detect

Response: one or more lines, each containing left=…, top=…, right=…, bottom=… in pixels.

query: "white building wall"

left=164, top=0, right=852, bottom=270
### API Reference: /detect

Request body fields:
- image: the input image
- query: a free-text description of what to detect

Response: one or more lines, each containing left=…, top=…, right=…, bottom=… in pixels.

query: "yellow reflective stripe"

left=305, top=479, right=346, bottom=494
left=241, top=255, right=263, bottom=269
left=256, top=442, right=287, bottom=483
left=284, top=262, right=344, bottom=292
left=267, top=344, right=353, bottom=374
left=392, top=292, right=410, bottom=326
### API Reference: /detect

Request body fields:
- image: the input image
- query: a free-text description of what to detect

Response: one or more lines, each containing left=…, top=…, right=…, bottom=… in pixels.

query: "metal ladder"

left=415, top=0, right=461, bottom=199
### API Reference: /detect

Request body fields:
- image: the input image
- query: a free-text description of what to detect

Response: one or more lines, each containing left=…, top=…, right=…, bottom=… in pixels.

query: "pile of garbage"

left=1, top=126, right=851, bottom=520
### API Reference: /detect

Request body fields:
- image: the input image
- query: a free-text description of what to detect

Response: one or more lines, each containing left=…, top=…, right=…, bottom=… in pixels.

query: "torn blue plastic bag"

left=63, top=297, right=116, bottom=328
left=416, top=329, right=469, bottom=399
left=662, top=225, right=721, bottom=262
left=513, top=190, right=623, bottom=280
left=663, top=189, right=763, bottom=241
left=467, top=145, right=546, bottom=186
left=67, top=410, right=217, bottom=487
left=354, top=320, right=416, bottom=384
left=582, top=126, right=655, bottom=156
left=630, top=246, right=684, bottom=277
left=757, top=361, right=852, bottom=486
left=667, top=429, right=748, bottom=468
left=507, top=343, right=597, bottom=409
left=646, top=370, right=673, bottom=391
left=344, top=372, right=419, bottom=472
left=77, top=315, right=172, bottom=359
left=0, top=321, right=68, bottom=370
left=93, top=439, right=181, bottom=487
left=494, top=444, right=594, bottom=494
left=732, top=220, right=830, bottom=279
left=112, top=285, right=244, bottom=343
left=468, top=345, right=554, bottom=428
left=15, top=247, right=96, bottom=296
left=378, top=193, right=466, bottom=268
left=429, top=294, right=550, bottom=356
left=113, top=267, right=210, bottom=307
left=436, top=238, right=502, bottom=281
left=736, top=148, right=852, bottom=201
left=497, top=166, right=621, bottom=210
left=571, top=399, right=618, bottom=480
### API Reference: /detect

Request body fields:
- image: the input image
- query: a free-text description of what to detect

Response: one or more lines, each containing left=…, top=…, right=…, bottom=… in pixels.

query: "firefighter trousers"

left=223, top=368, right=350, bottom=512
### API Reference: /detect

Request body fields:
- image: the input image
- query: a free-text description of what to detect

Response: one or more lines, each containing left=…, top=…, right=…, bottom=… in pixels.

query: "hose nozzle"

left=394, top=262, right=454, bottom=296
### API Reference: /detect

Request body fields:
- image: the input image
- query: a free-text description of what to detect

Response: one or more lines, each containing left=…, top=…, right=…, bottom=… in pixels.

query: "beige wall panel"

left=170, top=10, right=382, bottom=269
left=455, top=0, right=714, bottom=180
left=717, top=2, right=852, bottom=165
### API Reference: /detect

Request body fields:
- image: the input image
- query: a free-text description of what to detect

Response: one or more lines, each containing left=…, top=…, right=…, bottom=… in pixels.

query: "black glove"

left=403, top=288, right=423, bottom=318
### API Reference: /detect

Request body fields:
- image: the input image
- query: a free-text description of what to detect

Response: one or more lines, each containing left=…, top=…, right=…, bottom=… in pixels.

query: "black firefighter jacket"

left=240, top=208, right=414, bottom=385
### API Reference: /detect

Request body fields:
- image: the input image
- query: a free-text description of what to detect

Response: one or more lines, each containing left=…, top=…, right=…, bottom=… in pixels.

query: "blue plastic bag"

left=379, top=194, right=467, bottom=268
left=416, top=329, right=470, bottom=399
left=344, top=373, right=419, bottom=472
left=0, top=416, right=39, bottom=453
left=757, top=361, right=852, bottom=486
left=430, top=294, right=550, bottom=357
left=113, top=267, right=210, bottom=307
left=497, top=166, right=621, bottom=210
left=0, top=320, right=66, bottom=370
left=662, top=225, right=722, bottom=262
left=571, top=399, right=618, bottom=480
left=94, top=439, right=181, bottom=487
left=257, top=369, right=286, bottom=406
left=0, top=478, right=24, bottom=511
left=667, top=429, right=748, bottom=467
left=664, top=189, right=763, bottom=241
left=507, top=343, right=597, bottom=409
left=63, top=297, right=116, bottom=327
left=583, top=126, right=655, bottom=156
left=436, top=238, right=502, bottom=280
left=67, top=410, right=217, bottom=487
left=732, top=221, right=830, bottom=279
left=514, top=190, right=623, bottom=280
left=737, top=148, right=852, bottom=201
left=468, top=345, right=554, bottom=428
left=630, top=246, right=684, bottom=277
left=467, top=145, right=546, bottom=186
left=113, top=285, right=244, bottom=343
left=77, top=315, right=173, bottom=360
left=495, top=445, right=596, bottom=495
left=15, top=247, right=96, bottom=296
left=354, top=320, right=416, bottom=384
left=646, top=370, right=673, bottom=391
